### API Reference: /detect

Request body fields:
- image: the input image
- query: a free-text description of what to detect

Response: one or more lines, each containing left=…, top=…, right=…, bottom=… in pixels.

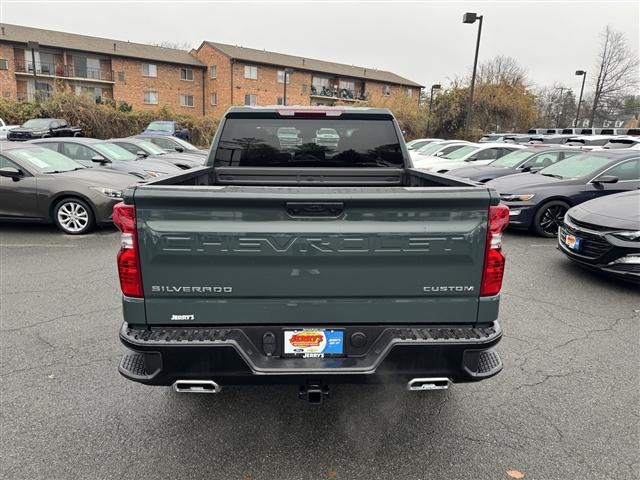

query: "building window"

left=210, top=93, right=217, bottom=106
left=383, top=85, right=391, bottom=96
left=143, top=91, right=158, bottom=104
left=277, top=70, right=291, bottom=84
left=180, top=95, right=194, bottom=107
left=0, top=59, right=7, bottom=70
left=209, top=65, right=217, bottom=79
left=244, top=94, right=257, bottom=106
left=406, top=88, right=413, bottom=97
left=277, top=97, right=284, bottom=105
left=180, top=68, right=194, bottom=81
left=244, top=65, right=258, bottom=80
left=117, top=71, right=125, bottom=82
left=142, top=63, right=157, bottom=77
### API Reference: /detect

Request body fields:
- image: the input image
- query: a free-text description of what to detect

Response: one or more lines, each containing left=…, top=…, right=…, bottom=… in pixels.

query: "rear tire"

left=53, top=198, right=95, bottom=235
left=532, top=200, right=569, bottom=237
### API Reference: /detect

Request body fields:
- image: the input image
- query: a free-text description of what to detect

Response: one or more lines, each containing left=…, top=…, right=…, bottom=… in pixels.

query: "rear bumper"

left=118, top=321, right=503, bottom=386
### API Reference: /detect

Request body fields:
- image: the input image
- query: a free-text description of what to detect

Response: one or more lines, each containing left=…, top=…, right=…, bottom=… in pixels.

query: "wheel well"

left=49, top=194, right=96, bottom=222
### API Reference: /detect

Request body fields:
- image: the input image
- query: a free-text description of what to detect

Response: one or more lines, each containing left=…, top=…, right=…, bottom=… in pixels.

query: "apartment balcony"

left=14, top=60, right=114, bottom=83
left=310, top=85, right=369, bottom=102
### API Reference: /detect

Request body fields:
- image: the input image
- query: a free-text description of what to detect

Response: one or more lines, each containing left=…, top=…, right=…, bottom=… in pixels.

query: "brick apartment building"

left=0, top=23, right=423, bottom=117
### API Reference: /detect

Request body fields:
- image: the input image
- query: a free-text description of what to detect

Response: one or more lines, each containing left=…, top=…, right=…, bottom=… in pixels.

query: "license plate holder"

left=283, top=329, right=344, bottom=358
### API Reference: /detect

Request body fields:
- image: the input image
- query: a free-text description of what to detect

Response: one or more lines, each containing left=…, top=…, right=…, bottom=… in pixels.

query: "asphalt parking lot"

left=1, top=224, right=638, bottom=480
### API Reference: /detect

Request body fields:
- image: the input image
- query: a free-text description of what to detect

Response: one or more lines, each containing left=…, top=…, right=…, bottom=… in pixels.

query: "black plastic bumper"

left=119, top=322, right=503, bottom=386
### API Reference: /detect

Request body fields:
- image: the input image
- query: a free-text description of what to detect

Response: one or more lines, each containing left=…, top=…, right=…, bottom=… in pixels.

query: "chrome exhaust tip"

left=172, top=380, right=221, bottom=393
left=407, top=377, right=451, bottom=391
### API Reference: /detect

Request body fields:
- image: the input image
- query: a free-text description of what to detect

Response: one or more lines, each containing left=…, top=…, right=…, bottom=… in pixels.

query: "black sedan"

left=487, top=150, right=640, bottom=237
left=558, top=191, right=640, bottom=283
left=109, top=137, right=204, bottom=169
left=30, top=138, right=181, bottom=179
left=0, top=143, right=136, bottom=234
left=448, top=147, right=579, bottom=183
left=133, top=134, right=208, bottom=156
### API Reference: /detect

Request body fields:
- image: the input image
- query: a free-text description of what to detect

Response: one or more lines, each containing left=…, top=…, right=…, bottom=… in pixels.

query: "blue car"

left=142, top=121, right=189, bottom=140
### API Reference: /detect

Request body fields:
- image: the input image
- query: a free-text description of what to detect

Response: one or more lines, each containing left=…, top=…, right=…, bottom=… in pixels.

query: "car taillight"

left=480, top=204, right=509, bottom=297
left=113, top=202, right=143, bottom=298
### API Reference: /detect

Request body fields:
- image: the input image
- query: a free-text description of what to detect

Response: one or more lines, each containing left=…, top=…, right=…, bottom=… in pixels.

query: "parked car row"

left=0, top=133, right=207, bottom=234
left=431, top=143, right=639, bottom=283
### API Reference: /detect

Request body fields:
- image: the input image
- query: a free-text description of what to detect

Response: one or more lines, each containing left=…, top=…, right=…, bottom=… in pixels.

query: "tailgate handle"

left=286, top=202, right=344, bottom=217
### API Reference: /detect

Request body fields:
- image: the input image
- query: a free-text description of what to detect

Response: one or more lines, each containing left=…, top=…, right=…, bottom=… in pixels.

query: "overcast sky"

left=1, top=1, right=638, bottom=93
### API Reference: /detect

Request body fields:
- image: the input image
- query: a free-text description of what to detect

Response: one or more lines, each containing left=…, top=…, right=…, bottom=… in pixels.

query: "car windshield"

left=172, top=137, right=199, bottom=151
left=137, top=141, right=167, bottom=155
left=538, top=154, right=613, bottom=179
left=215, top=117, right=403, bottom=167
left=415, top=142, right=446, bottom=155
left=94, top=143, right=138, bottom=161
left=442, top=145, right=478, bottom=160
left=490, top=150, right=534, bottom=168
left=22, top=119, right=50, bottom=129
left=146, top=122, right=173, bottom=132
left=10, top=147, right=83, bottom=173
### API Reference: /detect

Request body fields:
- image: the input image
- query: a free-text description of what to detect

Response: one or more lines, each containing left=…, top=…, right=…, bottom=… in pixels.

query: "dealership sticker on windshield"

left=565, top=233, right=581, bottom=251
left=283, top=329, right=344, bottom=357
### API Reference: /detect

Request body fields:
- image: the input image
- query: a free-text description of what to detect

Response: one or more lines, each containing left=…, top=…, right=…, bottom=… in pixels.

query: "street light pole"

left=574, top=70, right=587, bottom=127
left=283, top=68, right=293, bottom=106
left=463, top=12, right=483, bottom=139
left=426, top=84, right=441, bottom=135
left=555, top=86, right=564, bottom=128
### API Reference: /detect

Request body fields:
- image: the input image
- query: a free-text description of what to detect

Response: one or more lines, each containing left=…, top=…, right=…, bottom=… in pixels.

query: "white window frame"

left=383, top=85, right=391, bottom=96
left=244, top=65, right=258, bottom=80
left=244, top=94, right=257, bottom=106
left=277, top=97, right=284, bottom=106
left=180, top=94, right=194, bottom=107
left=143, top=91, right=158, bottom=105
left=180, top=68, right=194, bottom=81
left=277, top=70, right=291, bottom=84
left=209, top=65, right=217, bottom=79
left=142, top=63, right=157, bottom=77
left=210, top=92, right=217, bottom=106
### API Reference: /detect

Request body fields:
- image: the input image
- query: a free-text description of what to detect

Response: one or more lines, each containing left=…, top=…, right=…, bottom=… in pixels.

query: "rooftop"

left=203, top=41, right=423, bottom=88
left=0, top=23, right=204, bottom=67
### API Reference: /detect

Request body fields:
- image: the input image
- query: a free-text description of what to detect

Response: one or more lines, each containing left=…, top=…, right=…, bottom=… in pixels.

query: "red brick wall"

left=111, top=57, right=204, bottom=114
left=0, top=43, right=18, bottom=99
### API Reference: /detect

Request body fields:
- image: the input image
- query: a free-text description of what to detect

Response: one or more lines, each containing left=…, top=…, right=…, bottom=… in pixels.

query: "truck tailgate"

left=134, top=186, right=492, bottom=325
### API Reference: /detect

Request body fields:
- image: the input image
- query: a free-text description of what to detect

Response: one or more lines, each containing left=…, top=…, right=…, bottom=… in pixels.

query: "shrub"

left=0, top=93, right=218, bottom=147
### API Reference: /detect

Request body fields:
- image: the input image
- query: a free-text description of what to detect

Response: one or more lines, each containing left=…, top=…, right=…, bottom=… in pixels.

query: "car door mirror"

left=136, top=150, right=149, bottom=158
left=592, top=175, right=618, bottom=184
left=0, top=166, right=23, bottom=180
left=175, top=147, right=184, bottom=153
left=91, top=155, right=111, bottom=164
left=465, top=156, right=478, bottom=162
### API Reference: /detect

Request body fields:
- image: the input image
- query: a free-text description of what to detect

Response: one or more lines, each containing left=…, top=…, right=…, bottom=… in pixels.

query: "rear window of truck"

left=214, top=118, right=403, bottom=167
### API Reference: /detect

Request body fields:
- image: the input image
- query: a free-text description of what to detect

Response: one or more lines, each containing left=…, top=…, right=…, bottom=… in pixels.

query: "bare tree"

left=476, top=55, right=528, bottom=87
left=589, top=26, right=639, bottom=125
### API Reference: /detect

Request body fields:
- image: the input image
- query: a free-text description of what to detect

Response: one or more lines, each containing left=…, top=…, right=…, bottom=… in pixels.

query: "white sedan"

left=416, top=143, right=526, bottom=173
left=0, top=118, right=20, bottom=140
left=410, top=140, right=470, bottom=162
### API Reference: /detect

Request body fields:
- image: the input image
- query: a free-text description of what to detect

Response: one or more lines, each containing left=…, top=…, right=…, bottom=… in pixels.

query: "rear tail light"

left=113, top=203, right=143, bottom=298
left=480, top=204, right=509, bottom=296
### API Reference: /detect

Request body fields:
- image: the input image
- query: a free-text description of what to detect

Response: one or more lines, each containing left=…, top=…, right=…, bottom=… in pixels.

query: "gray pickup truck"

left=116, top=107, right=509, bottom=402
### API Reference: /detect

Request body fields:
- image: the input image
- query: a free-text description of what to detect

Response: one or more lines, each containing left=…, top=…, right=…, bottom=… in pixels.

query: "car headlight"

left=500, top=194, right=535, bottom=201
left=89, top=187, right=123, bottom=199
left=612, top=230, right=640, bottom=241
